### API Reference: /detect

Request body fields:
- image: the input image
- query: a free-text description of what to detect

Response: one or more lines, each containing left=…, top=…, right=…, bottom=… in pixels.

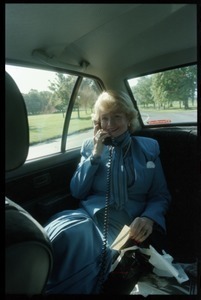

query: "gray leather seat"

left=5, top=72, right=53, bottom=295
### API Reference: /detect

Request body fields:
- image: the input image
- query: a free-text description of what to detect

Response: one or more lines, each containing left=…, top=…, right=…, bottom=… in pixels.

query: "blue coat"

left=45, top=135, right=171, bottom=294
left=70, top=136, right=171, bottom=233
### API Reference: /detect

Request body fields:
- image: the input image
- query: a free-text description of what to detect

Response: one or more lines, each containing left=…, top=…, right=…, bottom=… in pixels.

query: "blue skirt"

left=44, top=208, right=113, bottom=294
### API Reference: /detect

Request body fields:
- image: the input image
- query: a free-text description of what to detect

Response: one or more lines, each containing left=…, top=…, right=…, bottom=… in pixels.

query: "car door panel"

left=5, top=150, right=81, bottom=225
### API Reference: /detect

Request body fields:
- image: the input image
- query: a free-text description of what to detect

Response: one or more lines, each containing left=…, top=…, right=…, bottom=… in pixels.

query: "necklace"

left=123, top=139, right=132, bottom=159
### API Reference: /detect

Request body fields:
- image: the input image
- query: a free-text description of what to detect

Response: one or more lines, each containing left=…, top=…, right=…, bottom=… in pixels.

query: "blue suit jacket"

left=70, top=136, right=171, bottom=231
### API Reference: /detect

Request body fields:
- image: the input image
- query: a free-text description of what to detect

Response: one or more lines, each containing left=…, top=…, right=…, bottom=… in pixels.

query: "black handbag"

left=103, top=240, right=152, bottom=294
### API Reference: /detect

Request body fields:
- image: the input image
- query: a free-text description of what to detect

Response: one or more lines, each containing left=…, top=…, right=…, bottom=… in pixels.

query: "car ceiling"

left=5, top=3, right=197, bottom=89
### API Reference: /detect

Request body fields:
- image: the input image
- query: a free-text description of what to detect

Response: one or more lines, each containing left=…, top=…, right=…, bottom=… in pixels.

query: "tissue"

left=143, top=245, right=189, bottom=284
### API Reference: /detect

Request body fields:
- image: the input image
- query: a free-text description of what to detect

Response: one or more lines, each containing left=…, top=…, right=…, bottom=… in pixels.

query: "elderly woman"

left=44, top=90, right=171, bottom=294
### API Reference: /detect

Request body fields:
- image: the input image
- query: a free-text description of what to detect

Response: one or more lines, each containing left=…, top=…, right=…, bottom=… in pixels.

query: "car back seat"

left=135, top=127, right=200, bottom=263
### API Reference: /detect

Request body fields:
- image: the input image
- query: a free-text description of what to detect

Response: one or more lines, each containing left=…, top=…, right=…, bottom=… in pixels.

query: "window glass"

left=6, top=65, right=101, bottom=160
left=128, top=65, right=197, bottom=125
left=66, top=78, right=101, bottom=150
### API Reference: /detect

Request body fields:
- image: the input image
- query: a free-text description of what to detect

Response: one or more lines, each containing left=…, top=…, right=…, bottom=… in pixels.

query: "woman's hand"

left=93, top=123, right=110, bottom=156
left=129, top=217, right=154, bottom=243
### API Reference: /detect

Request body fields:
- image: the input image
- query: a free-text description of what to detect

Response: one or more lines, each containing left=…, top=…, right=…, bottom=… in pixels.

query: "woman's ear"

left=94, top=120, right=100, bottom=126
left=94, top=120, right=101, bottom=130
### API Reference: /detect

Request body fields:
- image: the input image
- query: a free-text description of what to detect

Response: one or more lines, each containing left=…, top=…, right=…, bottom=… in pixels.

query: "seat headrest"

left=5, top=72, right=29, bottom=171
left=5, top=198, right=53, bottom=295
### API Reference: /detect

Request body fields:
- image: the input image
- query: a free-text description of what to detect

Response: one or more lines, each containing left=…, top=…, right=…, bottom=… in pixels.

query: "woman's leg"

left=95, top=207, right=132, bottom=247
left=44, top=208, right=113, bottom=294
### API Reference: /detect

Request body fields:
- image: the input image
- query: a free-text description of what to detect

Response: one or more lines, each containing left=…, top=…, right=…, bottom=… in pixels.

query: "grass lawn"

left=28, top=105, right=197, bottom=144
left=28, top=111, right=93, bottom=144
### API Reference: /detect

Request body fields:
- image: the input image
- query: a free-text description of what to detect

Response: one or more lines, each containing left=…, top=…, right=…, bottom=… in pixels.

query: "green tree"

left=48, top=73, right=77, bottom=117
left=132, top=76, right=154, bottom=108
left=179, top=65, right=197, bottom=108
left=132, top=65, right=197, bottom=110
left=79, top=78, right=98, bottom=113
left=74, top=78, right=99, bottom=119
left=151, top=73, right=167, bottom=109
left=23, top=89, right=42, bottom=114
left=152, top=65, right=197, bottom=109
left=23, top=90, right=53, bottom=114
left=39, top=91, right=54, bottom=113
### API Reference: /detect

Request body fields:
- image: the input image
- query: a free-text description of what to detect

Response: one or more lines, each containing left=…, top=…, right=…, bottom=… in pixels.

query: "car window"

left=127, top=64, right=197, bottom=126
left=6, top=65, right=101, bottom=160
left=66, top=78, right=100, bottom=150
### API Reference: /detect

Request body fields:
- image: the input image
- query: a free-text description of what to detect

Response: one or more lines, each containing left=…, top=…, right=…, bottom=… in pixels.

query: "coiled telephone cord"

left=97, top=145, right=113, bottom=294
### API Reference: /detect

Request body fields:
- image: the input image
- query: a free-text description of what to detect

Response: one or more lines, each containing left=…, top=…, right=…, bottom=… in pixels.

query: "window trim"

left=125, top=62, right=197, bottom=128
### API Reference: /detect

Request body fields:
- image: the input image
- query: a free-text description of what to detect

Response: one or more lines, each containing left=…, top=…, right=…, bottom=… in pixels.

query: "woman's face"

left=99, top=111, right=129, bottom=137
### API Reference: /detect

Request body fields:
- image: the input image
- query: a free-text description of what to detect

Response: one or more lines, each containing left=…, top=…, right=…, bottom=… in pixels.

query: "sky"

left=6, top=65, right=56, bottom=94
left=6, top=64, right=138, bottom=94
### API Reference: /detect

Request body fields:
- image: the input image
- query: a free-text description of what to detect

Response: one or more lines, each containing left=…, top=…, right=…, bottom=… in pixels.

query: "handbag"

left=103, top=239, right=152, bottom=294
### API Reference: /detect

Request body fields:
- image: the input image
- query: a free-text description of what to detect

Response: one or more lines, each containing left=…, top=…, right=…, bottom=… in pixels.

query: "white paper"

left=110, top=226, right=189, bottom=284
left=111, top=224, right=130, bottom=250
left=147, top=245, right=189, bottom=283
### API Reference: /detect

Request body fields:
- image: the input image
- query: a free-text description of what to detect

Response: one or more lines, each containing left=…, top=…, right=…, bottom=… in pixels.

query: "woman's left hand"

left=129, top=217, right=154, bottom=243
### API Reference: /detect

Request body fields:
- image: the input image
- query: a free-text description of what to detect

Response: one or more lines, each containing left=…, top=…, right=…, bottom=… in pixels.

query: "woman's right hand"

left=129, top=217, right=154, bottom=243
left=93, top=123, right=110, bottom=156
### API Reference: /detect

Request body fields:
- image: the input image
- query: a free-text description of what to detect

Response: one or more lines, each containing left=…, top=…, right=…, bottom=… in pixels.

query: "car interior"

left=5, top=72, right=53, bottom=295
left=5, top=3, right=200, bottom=296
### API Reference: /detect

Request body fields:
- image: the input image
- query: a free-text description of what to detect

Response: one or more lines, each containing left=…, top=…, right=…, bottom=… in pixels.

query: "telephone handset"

left=96, top=121, right=114, bottom=146
left=103, top=136, right=113, bottom=146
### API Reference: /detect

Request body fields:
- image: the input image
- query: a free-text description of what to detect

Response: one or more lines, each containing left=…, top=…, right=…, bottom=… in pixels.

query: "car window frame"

left=6, top=62, right=105, bottom=161
left=125, top=61, right=197, bottom=129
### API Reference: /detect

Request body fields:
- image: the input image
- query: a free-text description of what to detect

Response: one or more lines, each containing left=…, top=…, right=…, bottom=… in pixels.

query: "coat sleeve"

left=70, top=139, right=100, bottom=199
left=140, top=139, right=171, bottom=231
